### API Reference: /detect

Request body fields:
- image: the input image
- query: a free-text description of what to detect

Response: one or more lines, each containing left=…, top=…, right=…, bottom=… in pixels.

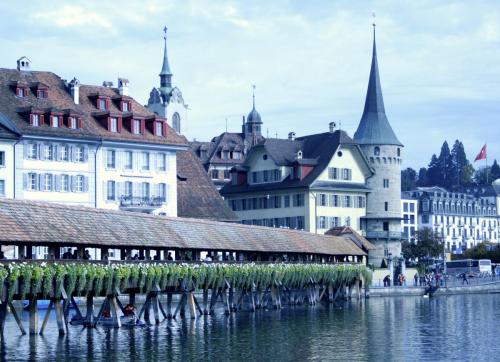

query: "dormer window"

left=16, top=87, right=27, bottom=97
left=109, top=117, right=118, bottom=132
left=155, top=121, right=165, bottom=137
left=121, top=101, right=131, bottom=112
left=68, top=116, right=77, bottom=129
left=132, top=119, right=142, bottom=135
left=37, top=89, right=48, bottom=99
left=30, top=114, right=40, bottom=127
left=50, top=115, right=60, bottom=128
left=97, top=98, right=109, bottom=111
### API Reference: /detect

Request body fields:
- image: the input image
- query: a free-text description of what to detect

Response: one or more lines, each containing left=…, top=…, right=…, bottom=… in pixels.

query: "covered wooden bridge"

left=0, top=199, right=367, bottom=263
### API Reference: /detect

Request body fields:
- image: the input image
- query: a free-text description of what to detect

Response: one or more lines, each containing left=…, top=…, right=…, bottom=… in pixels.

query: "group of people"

left=62, top=249, right=92, bottom=260
left=413, top=272, right=444, bottom=287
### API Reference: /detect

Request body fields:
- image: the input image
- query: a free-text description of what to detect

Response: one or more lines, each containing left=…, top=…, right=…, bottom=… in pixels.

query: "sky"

left=0, top=0, right=499, bottom=169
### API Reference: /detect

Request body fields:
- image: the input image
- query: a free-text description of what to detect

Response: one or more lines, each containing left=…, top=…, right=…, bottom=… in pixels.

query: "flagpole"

left=485, top=142, right=489, bottom=184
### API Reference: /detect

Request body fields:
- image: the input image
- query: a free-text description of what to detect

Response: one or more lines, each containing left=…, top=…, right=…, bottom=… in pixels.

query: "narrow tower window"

left=374, top=146, right=380, bottom=156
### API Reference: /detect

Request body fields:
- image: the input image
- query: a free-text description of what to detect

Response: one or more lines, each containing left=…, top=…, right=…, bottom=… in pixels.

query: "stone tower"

left=242, top=86, right=264, bottom=146
left=147, top=27, right=188, bottom=135
left=354, top=24, right=404, bottom=267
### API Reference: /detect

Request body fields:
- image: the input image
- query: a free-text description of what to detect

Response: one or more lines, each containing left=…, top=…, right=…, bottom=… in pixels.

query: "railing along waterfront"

left=0, top=261, right=372, bottom=337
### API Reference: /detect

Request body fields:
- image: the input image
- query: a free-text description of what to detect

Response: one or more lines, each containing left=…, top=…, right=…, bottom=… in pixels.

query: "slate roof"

left=176, top=137, right=238, bottom=222
left=190, top=132, right=248, bottom=168
left=0, top=199, right=366, bottom=256
left=353, top=29, right=403, bottom=147
left=221, top=130, right=373, bottom=195
left=325, top=226, right=376, bottom=252
left=0, top=68, right=185, bottom=146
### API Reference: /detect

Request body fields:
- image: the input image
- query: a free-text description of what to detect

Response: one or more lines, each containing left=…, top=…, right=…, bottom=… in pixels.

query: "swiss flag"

left=474, top=144, right=487, bottom=162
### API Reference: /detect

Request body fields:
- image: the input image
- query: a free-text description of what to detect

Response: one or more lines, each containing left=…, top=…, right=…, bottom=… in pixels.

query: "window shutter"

left=83, top=147, right=88, bottom=162
left=77, top=118, right=82, bottom=129
left=39, top=115, right=45, bottom=126
left=162, top=121, right=167, bottom=137
left=29, top=114, right=34, bottom=125
left=38, top=173, right=45, bottom=191
left=55, top=174, right=61, bottom=192
left=53, top=145, right=59, bottom=161
left=23, top=143, right=28, bottom=159
left=40, top=144, right=46, bottom=161
left=59, top=116, right=64, bottom=127
left=70, top=146, right=76, bottom=162
left=154, top=153, right=158, bottom=171
left=83, top=177, right=89, bottom=192
left=165, top=184, right=169, bottom=202
left=117, top=118, right=122, bottom=133
left=107, top=117, right=111, bottom=131
left=70, top=175, right=76, bottom=192
left=140, top=120, right=145, bottom=135
left=23, top=173, right=28, bottom=190
left=49, top=116, right=53, bottom=127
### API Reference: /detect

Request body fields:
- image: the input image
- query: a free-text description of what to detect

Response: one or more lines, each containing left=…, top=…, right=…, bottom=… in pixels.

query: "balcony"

left=119, top=196, right=166, bottom=212
left=363, top=231, right=404, bottom=240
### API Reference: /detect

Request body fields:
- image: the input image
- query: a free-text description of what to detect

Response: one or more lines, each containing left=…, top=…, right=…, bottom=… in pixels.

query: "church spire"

left=159, top=26, right=172, bottom=90
left=353, top=18, right=402, bottom=146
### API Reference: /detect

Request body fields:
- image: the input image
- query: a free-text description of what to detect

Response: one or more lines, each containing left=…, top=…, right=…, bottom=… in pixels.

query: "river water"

left=1, top=294, right=499, bottom=361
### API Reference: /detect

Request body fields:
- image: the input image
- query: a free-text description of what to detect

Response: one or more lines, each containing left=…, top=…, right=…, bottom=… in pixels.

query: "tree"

left=461, top=164, right=474, bottom=186
left=491, top=159, right=500, bottom=181
left=437, top=141, right=453, bottom=189
left=401, top=167, right=417, bottom=191
left=402, top=227, right=444, bottom=262
left=458, top=243, right=500, bottom=263
left=474, top=166, right=491, bottom=185
left=426, top=154, right=441, bottom=186
left=450, top=140, right=470, bottom=189
left=417, top=167, right=428, bottom=186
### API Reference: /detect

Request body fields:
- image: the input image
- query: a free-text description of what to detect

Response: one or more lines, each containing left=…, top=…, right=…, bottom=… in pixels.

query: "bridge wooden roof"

left=0, top=199, right=365, bottom=257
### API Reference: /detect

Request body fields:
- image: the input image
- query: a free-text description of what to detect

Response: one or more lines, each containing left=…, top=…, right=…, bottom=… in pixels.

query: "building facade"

left=220, top=128, right=374, bottom=234
left=408, top=186, right=499, bottom=254
left=190, top=93, right=265, bottom=189
left=401, top=193, right=418, bottom=243
left=146, top=28, right=188, bottom=135
left=353, top=25, right=404, bottom=266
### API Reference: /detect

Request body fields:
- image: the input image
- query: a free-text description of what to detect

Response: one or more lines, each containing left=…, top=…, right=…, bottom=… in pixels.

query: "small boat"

left=97, top=315, right=145, bottom=327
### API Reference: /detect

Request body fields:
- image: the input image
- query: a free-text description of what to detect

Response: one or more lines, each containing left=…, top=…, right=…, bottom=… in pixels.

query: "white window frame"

left=98, top=99, right=107, bottom=111
left=51, top=116, right=59, bottom=128
left=44, top=174, right=52, bottom=191
left=158, top=183, right=167, bottom=201
left=61, top=174, right=69, bottom=192
left=110, top=118, right=118, bottom=133
left=124, top=151, right=133, bottom=170
left=76, top=175, right=84, bottom=192
left=122, top=102, right=129, bottom=112
left=60, top=146, right=69, bottom=161
left=124, top=181, right=133, bottom=197
left=155, top=122, right=163, bottom=136
left=157, top=153, right=167, bottom=172
left=27, top=144, right=38, bottom=160
left=69, top=117, right=77, bottom=129
left=32, top=114, right=39, bottom=127
left=28, top=173, right=37, bottom=191
left=142, top=152, right=150, bottom=171
left=107, top=150, right=116, bottom=169
left=107, top=180, right=116, bottom=201
left=141, top=182, right=150, bottom=199
left=133, top=119, right=141, bottom=135
left=45, top=145, right=54, bottom=160
left=75, top=147, right=84, bottom=162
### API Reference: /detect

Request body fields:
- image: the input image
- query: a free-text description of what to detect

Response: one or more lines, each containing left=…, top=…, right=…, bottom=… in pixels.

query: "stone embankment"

left=368, top=280, right=500, bottom=297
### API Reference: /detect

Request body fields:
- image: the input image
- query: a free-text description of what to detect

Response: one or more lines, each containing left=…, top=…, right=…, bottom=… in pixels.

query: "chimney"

left=329, top=122, right=336, bottom=133
left=69, top=77, right=80, bottom=105
left=16, top=56, right=31, bottom=72
left=288, top=132, right=296, bottom=141
left=102, top=81, right=113, bottom=87
left=118, top=78, right=129, bottom=96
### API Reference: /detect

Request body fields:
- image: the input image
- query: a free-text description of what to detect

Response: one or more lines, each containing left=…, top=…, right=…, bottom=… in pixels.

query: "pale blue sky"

left=0, top=0, right=499, bottom=169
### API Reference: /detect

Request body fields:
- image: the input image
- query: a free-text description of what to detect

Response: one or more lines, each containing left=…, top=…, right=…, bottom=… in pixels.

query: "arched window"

left=172, top=112, right=181, bottom=133
left=374, top=146, right=380, bottom=156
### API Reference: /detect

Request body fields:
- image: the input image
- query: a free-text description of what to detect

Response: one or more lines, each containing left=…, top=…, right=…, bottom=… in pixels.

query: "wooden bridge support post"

left=85, top=293, right=95, bottom=327
left=202, top=289, right=209, bottom=315
left=8, top=302, right=26, bottom=335
left=187, top=292, right=197, bottom=319
left=29, top=296, right=38, bottom=335
left=54, top=299, right=66, bottom=335
left=166, top=293, right=173, bottom=318
left=39, top=300, right=54, bottom=335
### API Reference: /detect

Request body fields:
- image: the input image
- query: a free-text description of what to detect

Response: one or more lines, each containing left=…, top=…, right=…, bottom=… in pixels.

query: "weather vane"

left=163, top=26, right=168, bottom=39
left=372, top=12, right=376, bottom=27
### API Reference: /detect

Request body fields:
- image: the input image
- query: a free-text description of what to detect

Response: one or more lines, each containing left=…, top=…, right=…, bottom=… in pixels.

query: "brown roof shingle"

left=0, top=199, right=366, bottom=256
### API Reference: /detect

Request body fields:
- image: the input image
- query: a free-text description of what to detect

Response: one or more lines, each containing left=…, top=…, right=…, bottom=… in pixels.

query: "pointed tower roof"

left=160, top=26, right=172, bottom=76
left=354, top=23, right=402, bottom=147
left=246, top=85, right=262, bottom=124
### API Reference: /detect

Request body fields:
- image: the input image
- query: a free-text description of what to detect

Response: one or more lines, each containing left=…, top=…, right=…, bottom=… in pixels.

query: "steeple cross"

left=252, top=84, right=256, bottom=108
left=163, top=26, right=168, bottom=40
left=372, top=12, right=376, bottom=27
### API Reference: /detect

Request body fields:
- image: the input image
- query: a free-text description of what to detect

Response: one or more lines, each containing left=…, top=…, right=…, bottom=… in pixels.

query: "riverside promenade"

left=369, top=277, right=500, bottom=297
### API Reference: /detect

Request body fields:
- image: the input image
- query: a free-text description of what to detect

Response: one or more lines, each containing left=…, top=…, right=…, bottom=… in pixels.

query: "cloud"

left=32, top=5, right=113, bottom=30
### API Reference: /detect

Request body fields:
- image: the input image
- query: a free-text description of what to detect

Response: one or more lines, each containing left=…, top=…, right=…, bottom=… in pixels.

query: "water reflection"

left=1, top=295, right=499, bottom=361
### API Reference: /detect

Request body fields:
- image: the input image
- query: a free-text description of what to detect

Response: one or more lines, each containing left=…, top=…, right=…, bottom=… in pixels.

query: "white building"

left=220, top=125, right=374, bottom=235
left=401, top=193, right=418, bottom=242
left=408, top=186, right=500, bottom=254
left=0, top=57, right=188, bottom=258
